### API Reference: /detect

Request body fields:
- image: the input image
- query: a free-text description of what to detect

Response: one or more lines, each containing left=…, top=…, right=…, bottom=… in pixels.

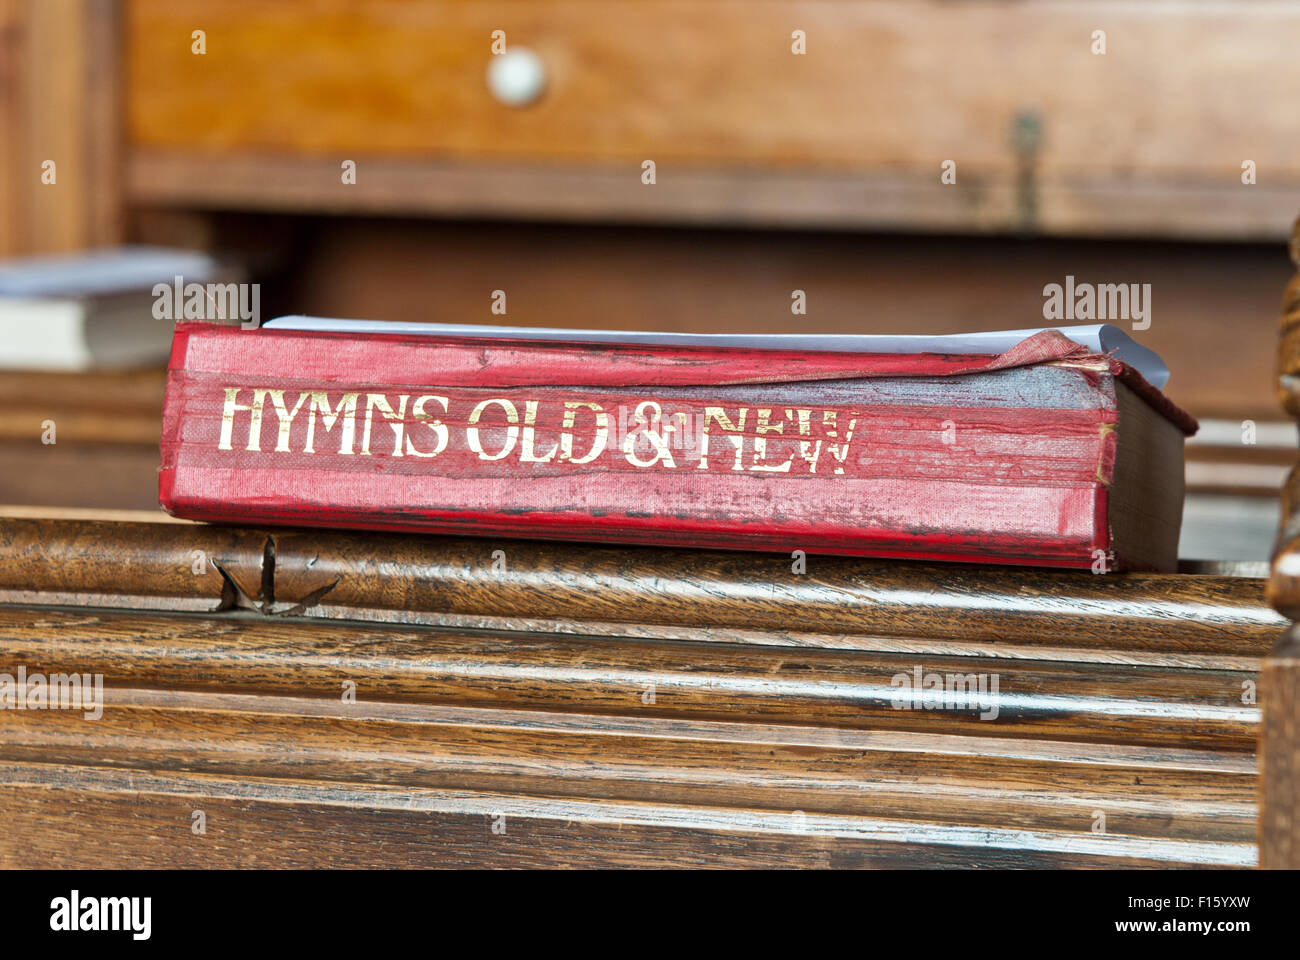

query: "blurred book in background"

left=0, top=247, right=232, bottom=370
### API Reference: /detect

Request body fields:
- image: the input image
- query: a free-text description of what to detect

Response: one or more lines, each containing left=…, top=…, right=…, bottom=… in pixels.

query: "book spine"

left=160, top=324, right=1116, bottom=568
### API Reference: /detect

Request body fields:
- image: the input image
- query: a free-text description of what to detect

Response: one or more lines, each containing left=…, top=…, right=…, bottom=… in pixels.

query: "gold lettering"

left=559, top=401, right=608, bottom=465
left=467, top=398, right=519, bottom=461
left=624, top=401, right=677, bottom=468
left=696, top=406, right=747, bottom=471
left=304, top=392, right=358, bottom=455
left=750, top=408, right=793, bottom=473
left=361, top=393, right=410, bottom=456
left=790, top=408, right=823, bottom=473
left=404, top=395, right=449, bottom=457
left=219, top=388, right=254, bottom=451
left=267, top=390, right=309, bottom=453
left=822, top=410, right=860, bottom=474
left=520, top=400, right=560, bottom=463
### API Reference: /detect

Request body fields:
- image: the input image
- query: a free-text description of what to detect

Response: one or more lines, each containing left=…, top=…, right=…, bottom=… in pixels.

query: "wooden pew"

left=3, top=225, right=1297, bottom=868
left=0, top=512, right=1282, bottom=868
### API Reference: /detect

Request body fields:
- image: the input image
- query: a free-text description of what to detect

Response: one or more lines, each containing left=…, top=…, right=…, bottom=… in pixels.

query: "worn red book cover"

left=159, top=322, right=1197, bottom=569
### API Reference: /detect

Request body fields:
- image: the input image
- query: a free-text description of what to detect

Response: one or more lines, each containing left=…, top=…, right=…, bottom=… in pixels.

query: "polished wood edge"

left=0, top=517, right=263, bottom=607
left=0, top=694, right=1258, bottom=849
left=0, top=761, right=1255, bottom=869
left=304, top=603, right=1265, bottom=670
left=86, top=687, right=1261, bottom=773
left=127, top=150, right=1296, bottom=241
left=0, top=517, right=1284, bottom=658
left=0, top=605, right=1262, bottom=751
left=0, top=505, right=184, bottom=522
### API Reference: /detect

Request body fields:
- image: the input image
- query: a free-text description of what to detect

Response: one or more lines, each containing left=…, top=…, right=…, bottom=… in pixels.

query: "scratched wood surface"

left=0, top=517, right=1285, bottom=663
left=0, top=514, right=1277, bottom=867
left=0, top=762, right=1246, bottom=869
left=0, top=606, right=1263, bottom=751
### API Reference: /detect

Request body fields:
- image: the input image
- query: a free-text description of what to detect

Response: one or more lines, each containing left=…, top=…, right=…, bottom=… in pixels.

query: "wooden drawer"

left=126, top=0, right=1300, bottom=236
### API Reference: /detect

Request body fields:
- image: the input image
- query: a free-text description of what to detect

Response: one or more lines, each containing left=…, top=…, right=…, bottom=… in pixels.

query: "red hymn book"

left=159, top=321, right=1196, bottom=571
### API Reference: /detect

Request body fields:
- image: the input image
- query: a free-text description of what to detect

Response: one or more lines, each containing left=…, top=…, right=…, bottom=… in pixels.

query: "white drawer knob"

left=487, top=48, right=546, bottom=107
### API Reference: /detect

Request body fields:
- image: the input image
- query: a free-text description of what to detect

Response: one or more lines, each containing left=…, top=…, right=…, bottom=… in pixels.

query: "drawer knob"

left=487, top=48, right=547, bottom=107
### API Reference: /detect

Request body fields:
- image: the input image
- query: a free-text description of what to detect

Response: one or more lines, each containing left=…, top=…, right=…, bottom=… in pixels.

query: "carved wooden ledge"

left=0, top=514, right=1281, bottom=666
left=0, top=506, right=1282, bottom=868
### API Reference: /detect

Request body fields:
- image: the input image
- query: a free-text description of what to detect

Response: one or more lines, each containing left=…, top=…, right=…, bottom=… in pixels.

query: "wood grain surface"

left=0, top=368, right=165, bottom=445
left=123, top=0, right=1300, bottom=239
left=0, top=368, right=165, bottom=510
left=0, top=604, right=1262, bottom=868
left=0, top=0, right=19, bottom=257
left=0, top=512, right=1278, bottom=867
left=4, top=0, right=121, bottom=255
left=0, top=606, right=1262, bottom=750
left=0, top=517, right=1286, bottom=664
left=0, top=762, right=1249, bottom=869
left=1259, top=627, right=1300, bottom=868
left=0, top=517, right=265, bottom=610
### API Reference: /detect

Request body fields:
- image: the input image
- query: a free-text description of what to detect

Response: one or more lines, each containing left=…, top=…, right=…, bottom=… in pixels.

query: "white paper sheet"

left=263, top=316, right=1170, bottom=389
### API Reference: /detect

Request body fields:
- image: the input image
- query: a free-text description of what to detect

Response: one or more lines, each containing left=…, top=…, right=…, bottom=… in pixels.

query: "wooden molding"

left=0, top=516, right=1272, bottom=868
left=127, top=150, right=1299, bottom=241
left=0, top=517, right=1285, bottom=665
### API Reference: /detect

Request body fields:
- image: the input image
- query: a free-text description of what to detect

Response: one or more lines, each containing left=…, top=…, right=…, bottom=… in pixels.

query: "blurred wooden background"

left=1, top=0, right=1296, bottom=556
